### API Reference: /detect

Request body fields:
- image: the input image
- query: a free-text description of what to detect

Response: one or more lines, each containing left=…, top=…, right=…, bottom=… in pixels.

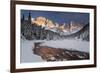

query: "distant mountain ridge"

left=65, top=23, right=89, bottom=41
left=21, top=14, right=89, bottom=41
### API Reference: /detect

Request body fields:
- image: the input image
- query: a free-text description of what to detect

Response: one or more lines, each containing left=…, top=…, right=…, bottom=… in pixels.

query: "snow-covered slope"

left=60, top=27, right=83, bottom=35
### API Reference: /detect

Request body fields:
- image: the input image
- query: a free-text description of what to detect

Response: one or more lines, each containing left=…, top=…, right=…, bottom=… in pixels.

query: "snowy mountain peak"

left=31, top=16, right=55, bottom=28
left=31, top=16, right=83, bottom=35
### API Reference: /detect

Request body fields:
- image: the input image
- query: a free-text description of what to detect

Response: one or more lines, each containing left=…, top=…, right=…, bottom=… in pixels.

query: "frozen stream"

left=20, top=39, right=89, bottom=63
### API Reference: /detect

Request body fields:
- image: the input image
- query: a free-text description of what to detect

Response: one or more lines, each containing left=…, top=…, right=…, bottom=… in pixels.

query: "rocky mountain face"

left=65, top=23, right=89, bottom=41
left=32, top=16, right=55, bottom=29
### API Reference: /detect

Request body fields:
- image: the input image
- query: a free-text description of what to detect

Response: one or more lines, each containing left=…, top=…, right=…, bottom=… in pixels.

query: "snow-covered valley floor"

left=20, top=39, right=89, bottom=63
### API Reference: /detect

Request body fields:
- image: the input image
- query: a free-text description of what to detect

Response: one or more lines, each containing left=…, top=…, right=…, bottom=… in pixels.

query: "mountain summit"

left=32, top=16, right=55, bottom=28
left=30, top=16, right=83, bottom=34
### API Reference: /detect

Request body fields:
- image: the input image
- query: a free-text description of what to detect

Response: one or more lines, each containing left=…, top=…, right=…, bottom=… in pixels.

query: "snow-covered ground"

left=40, top=39, right=89, bottom=53
left=20, top=40, right=44, bottom=63
left=20, top=39, right=89, bottom=63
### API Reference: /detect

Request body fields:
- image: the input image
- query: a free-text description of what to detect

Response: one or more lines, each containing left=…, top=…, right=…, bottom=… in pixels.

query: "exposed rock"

left=65, top=23, right=89, bottom=41
left=33, top=42, right=89, bottom=61
left=32, top=16, right=55, bottom=28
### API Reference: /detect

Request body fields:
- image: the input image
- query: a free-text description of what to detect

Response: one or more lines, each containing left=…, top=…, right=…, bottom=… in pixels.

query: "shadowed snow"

left=40, top=39, right=89, bottom=53
left=20, top=40, right=44, bottom=63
